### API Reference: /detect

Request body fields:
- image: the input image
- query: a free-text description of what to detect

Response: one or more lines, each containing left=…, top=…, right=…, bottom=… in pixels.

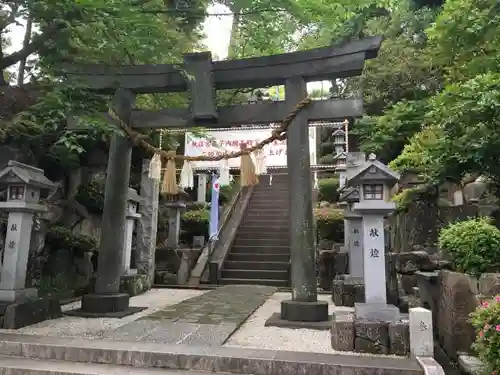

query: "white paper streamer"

left=148, top=153, right=162, bottom=181
left=179, top=160, right=194, bottom=189
left=254, top=149, right=267, bottom=175
left=219, top=159, right=231, bottom=186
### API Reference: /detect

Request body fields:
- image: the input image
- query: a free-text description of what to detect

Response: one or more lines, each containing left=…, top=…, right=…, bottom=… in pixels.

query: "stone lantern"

left=122, top=188, right=142, bottom=276
left=165, top=190, right=188, bottom=249
left=332, top=129, right=346, bottom=155
left=347, top=153, right=400, bottom=322
left=0, top=161, right=55, bottom=302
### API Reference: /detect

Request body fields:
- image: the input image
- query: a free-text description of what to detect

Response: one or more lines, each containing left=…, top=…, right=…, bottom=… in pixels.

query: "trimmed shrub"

left=470, top=296, right=500, bottom=374
left=320, top=142, right=335, bottom=155
left=438, top=217, right=500, bottom=277
left=318, top=178, right=340, bottom=202
left=319, top=154, right=335, bottom=165
left=75, top=175, right=105, bottom=214
left=181, top=208, right=209, bottom=241
left=314, top=207, right=344, bottom=242
left=45, top=226, right=97, bottom=255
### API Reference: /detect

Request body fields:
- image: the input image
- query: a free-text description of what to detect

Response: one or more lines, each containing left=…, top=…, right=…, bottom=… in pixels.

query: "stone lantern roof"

left=0, top=160, right=55, bottom=190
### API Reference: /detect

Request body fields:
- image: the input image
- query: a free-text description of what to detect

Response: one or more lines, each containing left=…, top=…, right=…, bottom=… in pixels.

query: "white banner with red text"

left=184, top=127, right=317, bottom=170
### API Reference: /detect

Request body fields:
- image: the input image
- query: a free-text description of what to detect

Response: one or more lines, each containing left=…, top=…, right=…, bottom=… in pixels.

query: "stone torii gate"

left=65, top=36, right=382, bottom=321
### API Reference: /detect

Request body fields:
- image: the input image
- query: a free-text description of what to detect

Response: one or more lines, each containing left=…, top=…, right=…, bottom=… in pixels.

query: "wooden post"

left=81, top=88, right=136, bottom=315
left=280, top=77, right=328, bottom=322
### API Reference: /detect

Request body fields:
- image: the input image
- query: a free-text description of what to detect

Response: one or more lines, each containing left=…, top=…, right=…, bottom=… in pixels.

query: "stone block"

left=280, top=300, right=329, bottom=322
left=354, top=320, right=389, bottom=354
left=478, top=273, right=500, bottom=297
left=343, top=279, right=365, bottom=307
left=332, top=280, right=344, bottom=306
left=354, top=303, right=400, bottom=323
left=331, top=315, right=355, bottom=351
left=1, top=297, right=62, bottom=329
left=388, top=322, right=410, bottom=356
left=409, top=307, right=433, bottom=357
left=334, top=252, right=349, bottom=275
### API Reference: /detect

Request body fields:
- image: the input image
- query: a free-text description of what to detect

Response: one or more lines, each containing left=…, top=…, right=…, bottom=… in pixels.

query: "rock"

left=437, top=271, right=478, bottom=359
left=396, top=251, right=439, bottom=274
left=74, top=252, right=94, bottom=289
left=400, top=274, right=419, bottom=294
left=478, top=273, right=500, bottom=297
left=457, top=354, right=484, bottom=375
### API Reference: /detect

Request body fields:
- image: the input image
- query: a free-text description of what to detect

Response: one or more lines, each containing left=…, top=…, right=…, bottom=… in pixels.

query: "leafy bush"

left=75, top=175, right=106, bottom=214
left=314, top=207, right=344, bottom=242
left=318, top=178, right=340, bottom=202
left=45, top=226, right=97, bottom=255
left=438, top=217, right=500, bottom=276
left=470, top=296, right=500, bottom=374
left=181, top=208, right=210, bottom=242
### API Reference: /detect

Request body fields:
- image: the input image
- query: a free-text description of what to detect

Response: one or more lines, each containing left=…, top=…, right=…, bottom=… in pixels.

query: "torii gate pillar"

left=280, top=78, right=328, bottom=322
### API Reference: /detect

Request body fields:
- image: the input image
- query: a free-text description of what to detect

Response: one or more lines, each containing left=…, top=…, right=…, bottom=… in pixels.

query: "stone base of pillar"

left=65, top=293, right=146, bottom=318
left=280, top=299, right=329, bottom=322
left=0, top=297, right=62, bottom=329
left=0, top=288, right=37, bottom=303
left=354, top=302, right=400, bottom=323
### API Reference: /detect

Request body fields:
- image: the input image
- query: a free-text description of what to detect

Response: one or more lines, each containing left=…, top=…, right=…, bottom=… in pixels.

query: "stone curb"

left=0, top=333, right=424, bottom=375
left=416, top=357, right=445, bottom=375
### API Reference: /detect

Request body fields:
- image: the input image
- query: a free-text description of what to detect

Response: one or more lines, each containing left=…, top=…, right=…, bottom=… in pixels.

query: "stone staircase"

left=220, top=173, right=290, bottom=287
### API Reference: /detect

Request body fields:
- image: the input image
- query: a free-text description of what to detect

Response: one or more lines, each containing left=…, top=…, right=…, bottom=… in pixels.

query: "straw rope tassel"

left=219, top=158, right=231, bottom=186
left=179, top=160, right=194, bottom=189
left=240, top=145, right=258, bottom=187
left=161, top=151, right=179, bottom=194
left=254, top=149, right=267, bottom=176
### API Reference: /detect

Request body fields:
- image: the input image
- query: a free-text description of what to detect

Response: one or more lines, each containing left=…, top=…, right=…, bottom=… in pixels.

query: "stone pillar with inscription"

left=197, top=174, right=208, bottom=203
left=122, top=188, right=142, bottom=276
left=165, top=191, right=188, bottom=249
left=0, top=161, right=55, bottom=302
left=348, top=153, right=401, bottom=322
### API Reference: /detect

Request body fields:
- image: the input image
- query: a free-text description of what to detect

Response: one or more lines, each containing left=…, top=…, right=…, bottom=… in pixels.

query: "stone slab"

left=1, top=298, right=62, bottom=329
left=457, top=354, right=484, bottom=375
left=64, top=306, right=147, bottom=319
left=355, top=302, right=400, bottom=323
left=143, top=285, right=277, bottom=325
left=264, top=312, right=331, bottom=330
left=409, top=307, right=434, bottom=357
left=388, top=322, right=410, bottom=356
left=0, top=288, right=37, bottom=303
left=0, top=332, right=425, bottom=375
left=177, top=323, right=238, bottom=346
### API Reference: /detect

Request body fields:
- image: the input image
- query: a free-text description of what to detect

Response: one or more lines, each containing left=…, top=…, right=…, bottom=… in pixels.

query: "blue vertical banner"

left=209, top=174, right=220, bottom=240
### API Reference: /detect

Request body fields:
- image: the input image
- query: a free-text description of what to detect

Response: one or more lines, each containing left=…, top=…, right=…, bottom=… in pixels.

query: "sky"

left=5, top=3, right=328, bottom=90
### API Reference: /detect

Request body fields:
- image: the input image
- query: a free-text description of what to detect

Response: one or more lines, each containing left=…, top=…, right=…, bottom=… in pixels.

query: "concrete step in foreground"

left=0, top=355, right=203, bottom=375
left=0, top=333, right=424, bottom=375
left=219, top=277, right=288, bottom=287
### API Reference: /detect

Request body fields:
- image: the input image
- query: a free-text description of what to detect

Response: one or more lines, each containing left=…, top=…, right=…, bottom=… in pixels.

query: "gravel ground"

left=224, top=292, right=359, bottom=354
left=0, top=288, right=206, bottom=339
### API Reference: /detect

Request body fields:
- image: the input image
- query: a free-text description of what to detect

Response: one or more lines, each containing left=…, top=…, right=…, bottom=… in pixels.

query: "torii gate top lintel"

left=63, top=36, right=382, bottom=94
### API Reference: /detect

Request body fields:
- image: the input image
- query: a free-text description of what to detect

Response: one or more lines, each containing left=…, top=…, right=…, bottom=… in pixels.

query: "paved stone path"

left=100, top=285, right=277, bottom=346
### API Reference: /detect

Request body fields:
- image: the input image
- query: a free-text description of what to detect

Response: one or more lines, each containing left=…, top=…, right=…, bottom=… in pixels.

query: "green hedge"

left=181, top=208, right=210, bottom=242
left=318, top=178, right=340, bottom=202
left=438, top=217, right=500, bottom=277
left=314, top=207, right=344, bottom=242
left=45, top=226, right=97, bottom=255
left=319, top=154, right=335, bottom=165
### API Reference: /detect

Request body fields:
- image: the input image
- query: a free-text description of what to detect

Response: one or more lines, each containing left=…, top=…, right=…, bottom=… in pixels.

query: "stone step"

left=243, top=212, right=289, bottom=219
left=0, top=355, right=202, bottom=375
left=0, top=334, right=424, bottom=375
left=221, top=268, right=288, bottom=280
left=226, top=253, right=290, bottom=263
left=237, top=228, right=290, bottom=238
left=223, top=261, right=289, bottom=271
left=240, top=219, right=289, bottom=227
left=231, top=241, right=289, bottom=250
left=219, top=278, right=289, bottom=287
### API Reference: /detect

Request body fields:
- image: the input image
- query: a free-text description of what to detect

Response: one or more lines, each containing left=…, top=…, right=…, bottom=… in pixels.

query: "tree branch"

left=0, top=20, right=67, bottom=70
